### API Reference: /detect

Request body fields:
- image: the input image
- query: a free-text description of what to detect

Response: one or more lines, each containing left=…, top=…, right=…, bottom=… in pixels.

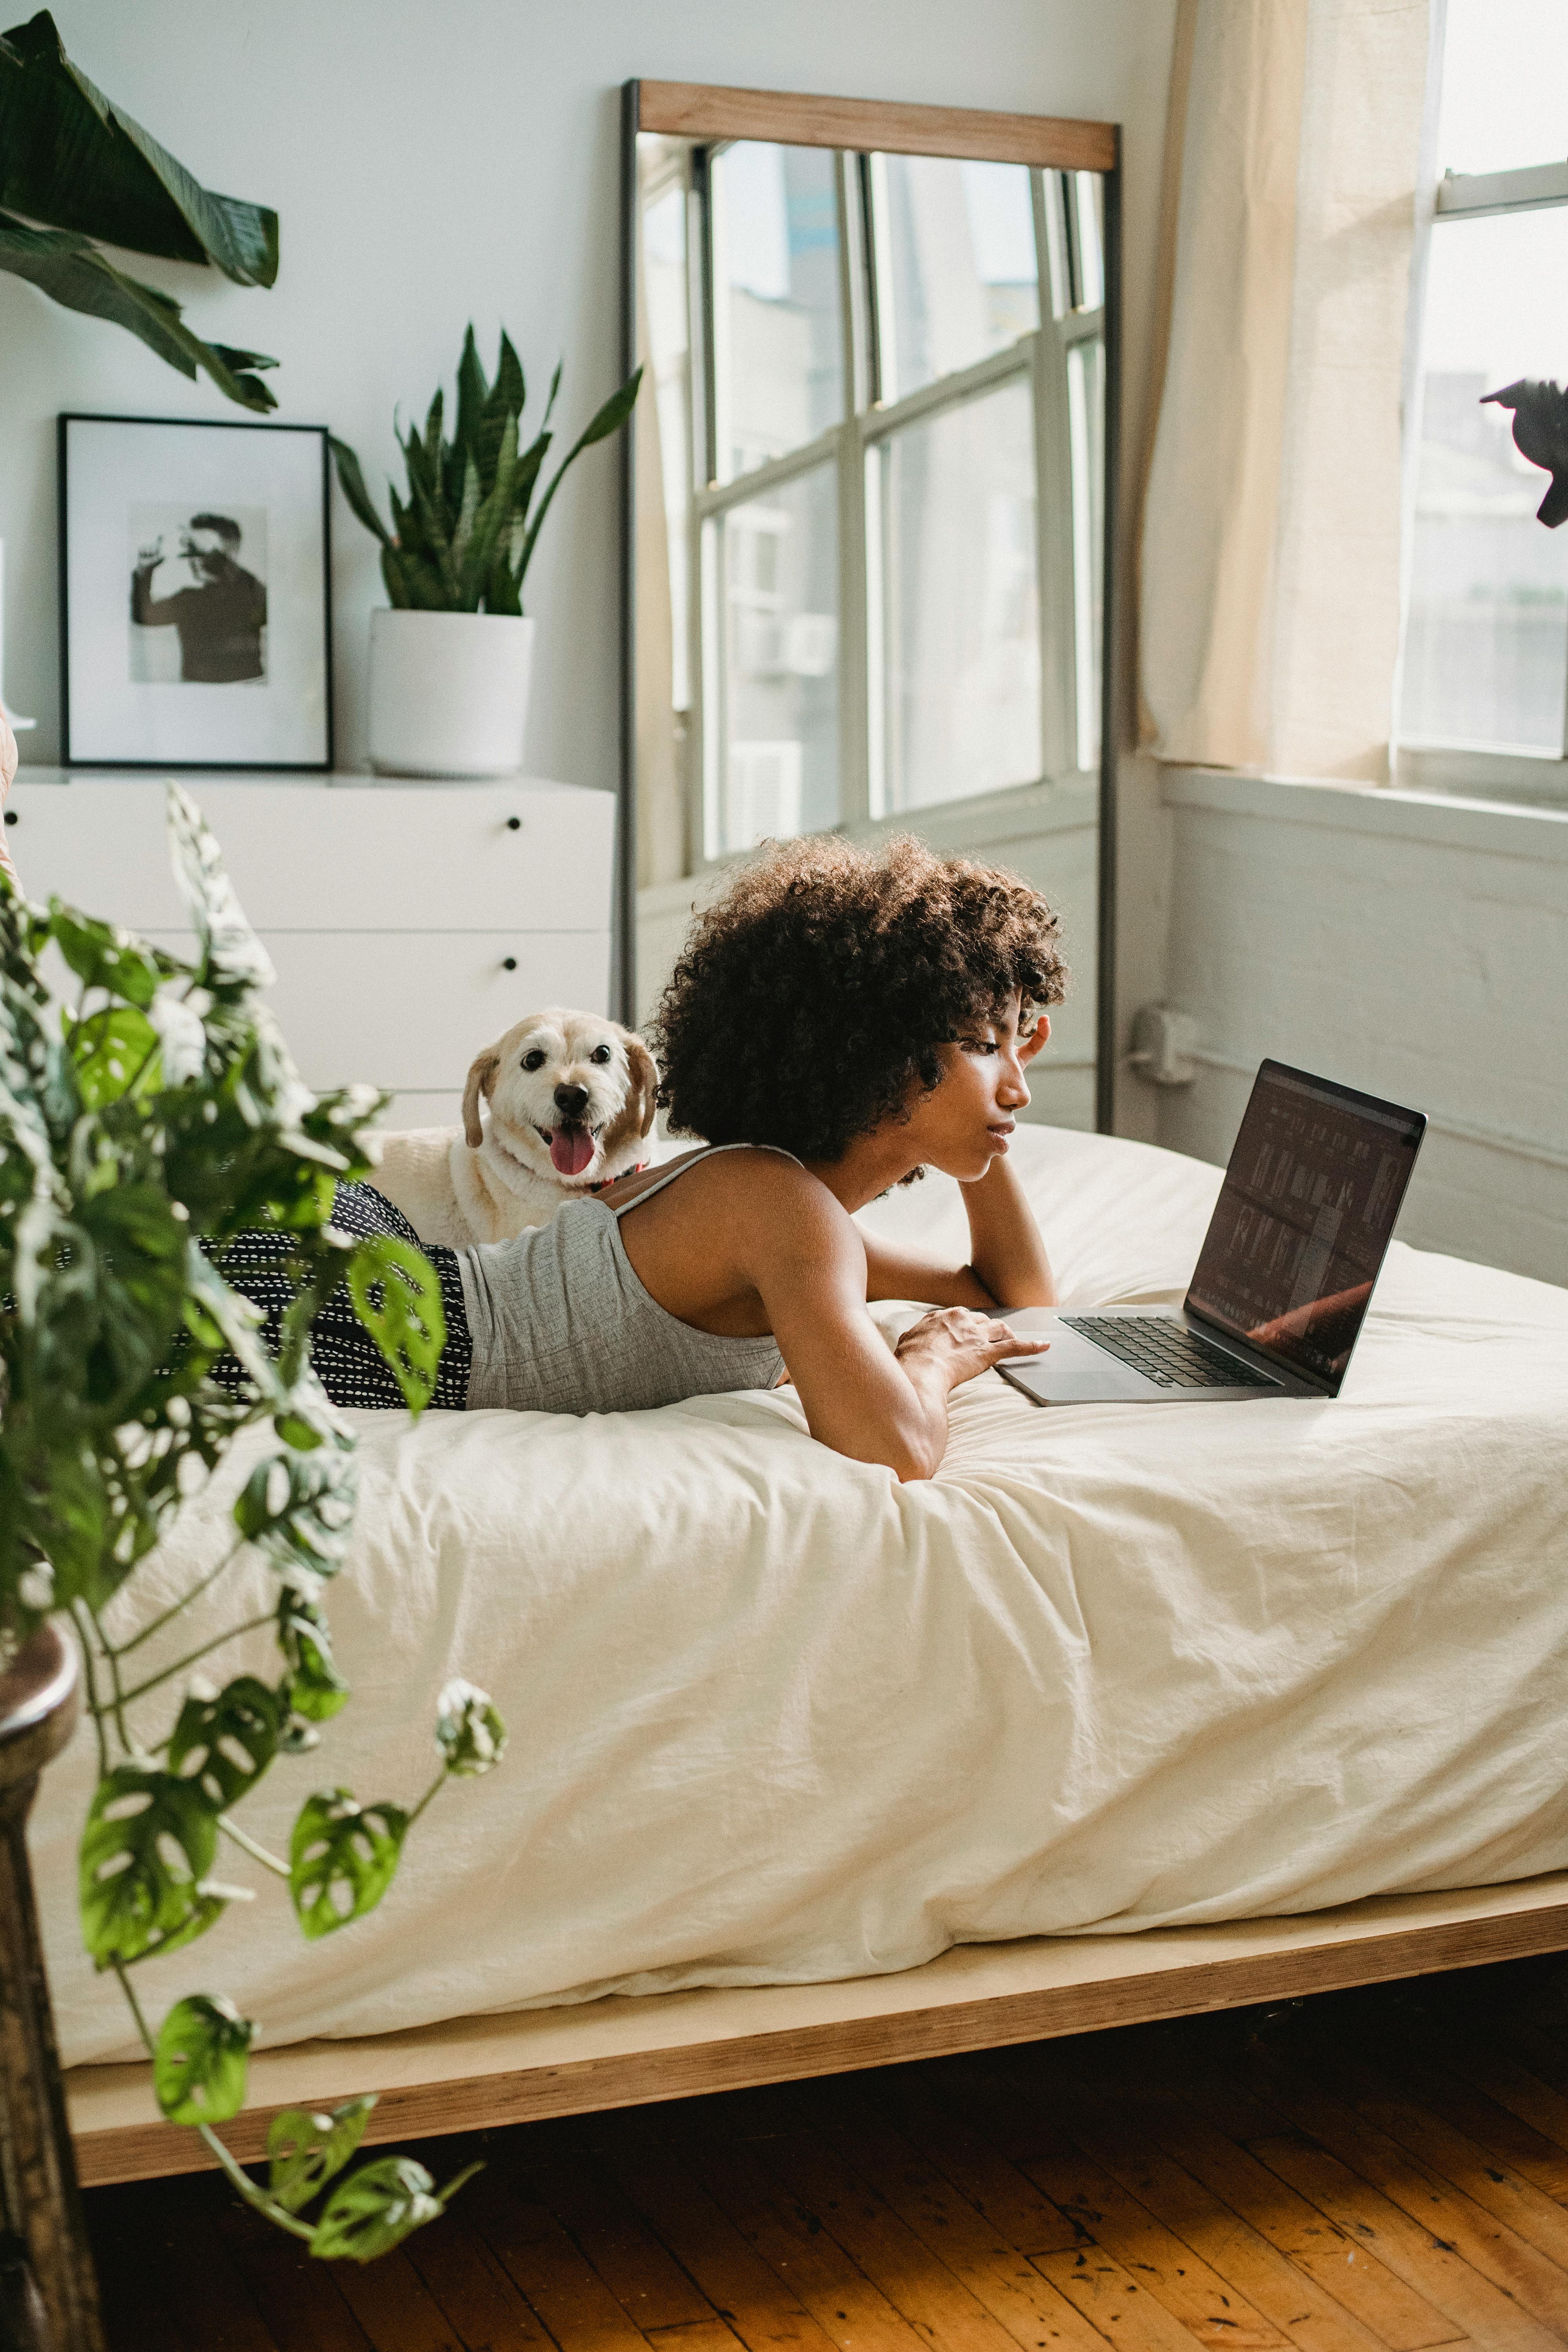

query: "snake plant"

left=330, top=327, right=641, bottom=613
left=0, top=9, right=279, bottom=410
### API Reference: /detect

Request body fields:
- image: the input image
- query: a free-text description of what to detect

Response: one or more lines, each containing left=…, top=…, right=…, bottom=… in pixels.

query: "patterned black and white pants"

left=208, top=1181, right=473, bottom=1409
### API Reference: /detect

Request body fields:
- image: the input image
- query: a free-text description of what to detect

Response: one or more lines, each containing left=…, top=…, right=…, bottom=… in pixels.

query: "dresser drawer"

left=5, top=779, right=615, bottom=933
left=141, top=929, right=612, bottom=1093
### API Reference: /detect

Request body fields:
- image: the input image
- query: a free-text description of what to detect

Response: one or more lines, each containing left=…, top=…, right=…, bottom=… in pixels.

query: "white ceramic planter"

left=368, top=609, right=534, bottom=779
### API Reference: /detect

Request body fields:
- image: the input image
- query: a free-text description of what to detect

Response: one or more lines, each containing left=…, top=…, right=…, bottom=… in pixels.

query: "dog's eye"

left=590, top=1045, right=612, bottom=1065
left=521, top=1049, right=546, bottom=1072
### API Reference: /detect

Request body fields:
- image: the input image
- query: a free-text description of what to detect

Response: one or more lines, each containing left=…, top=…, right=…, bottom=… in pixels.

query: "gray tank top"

left=457, top=1144, right=791, bottom=1414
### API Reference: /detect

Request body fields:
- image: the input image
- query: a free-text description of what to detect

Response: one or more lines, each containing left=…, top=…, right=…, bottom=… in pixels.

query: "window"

left=639, top=140, right=1106, bottom=862
left=1398, top=0, right=1568, bottom=796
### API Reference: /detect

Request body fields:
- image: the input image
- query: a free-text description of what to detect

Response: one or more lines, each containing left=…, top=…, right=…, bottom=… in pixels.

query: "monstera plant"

left=0, top=9, right=278, bottom=410
left=0, top=788, right=503, bottom=2261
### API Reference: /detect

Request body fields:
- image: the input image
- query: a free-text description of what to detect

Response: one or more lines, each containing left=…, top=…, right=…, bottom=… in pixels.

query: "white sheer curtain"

left=1140, top=0, right=1431, bottom=782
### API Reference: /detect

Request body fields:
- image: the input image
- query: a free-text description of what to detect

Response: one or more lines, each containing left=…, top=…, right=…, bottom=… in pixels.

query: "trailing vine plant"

left=0, top=786, right=505, bottom=2260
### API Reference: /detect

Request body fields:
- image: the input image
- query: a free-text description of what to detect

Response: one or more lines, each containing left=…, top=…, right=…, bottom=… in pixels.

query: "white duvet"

left=33, top=1126, right=1568, bottom=2071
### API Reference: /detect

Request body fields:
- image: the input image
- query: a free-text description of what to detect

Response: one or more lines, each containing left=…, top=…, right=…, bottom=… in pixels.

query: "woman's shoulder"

left=604, top=1142, right=844, bottom=1225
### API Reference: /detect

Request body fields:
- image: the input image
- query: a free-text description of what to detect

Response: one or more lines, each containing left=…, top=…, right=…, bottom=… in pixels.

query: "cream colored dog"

left=373, top=1008, right=658, bottom=1249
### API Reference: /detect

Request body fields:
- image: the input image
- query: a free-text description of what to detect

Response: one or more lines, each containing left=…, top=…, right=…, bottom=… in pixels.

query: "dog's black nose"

left=554, top=1083, right=590, bottom=1119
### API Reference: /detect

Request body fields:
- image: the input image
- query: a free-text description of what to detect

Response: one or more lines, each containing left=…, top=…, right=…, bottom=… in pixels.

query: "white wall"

left=5, top=1, right=1175, bottom=780
left=5, top=0, right=1178, bottom=1129
left=1152, top=769, right=1568, bottom=1285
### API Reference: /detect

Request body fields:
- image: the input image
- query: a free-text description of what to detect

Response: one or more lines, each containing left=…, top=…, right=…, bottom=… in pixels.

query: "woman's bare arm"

left=860, top=1156, right=1056, bottom=1312
left=753, top=1181, right=1047, bottom=1481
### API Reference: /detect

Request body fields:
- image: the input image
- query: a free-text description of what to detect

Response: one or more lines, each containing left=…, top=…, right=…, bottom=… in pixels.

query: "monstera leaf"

left=153, top=1994, right=255, bottom=2126
left=0, top=12, right=278, bottom=408
left=78, top=1768, right=225, bottom=1969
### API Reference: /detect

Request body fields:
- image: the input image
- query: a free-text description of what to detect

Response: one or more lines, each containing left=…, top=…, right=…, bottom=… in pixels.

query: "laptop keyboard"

left=1062, top=1315, right=1281, bottom=1390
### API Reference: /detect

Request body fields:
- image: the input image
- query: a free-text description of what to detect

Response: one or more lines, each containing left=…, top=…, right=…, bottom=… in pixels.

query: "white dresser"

left=4, top=770, right=617, bottom=1129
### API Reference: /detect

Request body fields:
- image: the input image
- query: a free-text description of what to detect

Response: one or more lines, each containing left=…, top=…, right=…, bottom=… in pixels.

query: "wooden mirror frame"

left=617, top=79, right=1120, bottom=1131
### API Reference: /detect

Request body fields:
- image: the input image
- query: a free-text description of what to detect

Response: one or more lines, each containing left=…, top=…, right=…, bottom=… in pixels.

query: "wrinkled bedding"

left=34, top=1125, right=1568, bottom=2069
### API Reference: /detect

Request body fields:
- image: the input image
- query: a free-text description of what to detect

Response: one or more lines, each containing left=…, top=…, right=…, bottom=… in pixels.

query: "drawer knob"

left=506, top=816, right=521, bottom=831
left=502, top=956, right=517, bottom=972
left=3, top=811, right=15, bottom=826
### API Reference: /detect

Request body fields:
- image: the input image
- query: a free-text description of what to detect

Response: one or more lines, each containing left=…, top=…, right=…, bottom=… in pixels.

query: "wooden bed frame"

left=70, top=1867, right=1568, bottom=2187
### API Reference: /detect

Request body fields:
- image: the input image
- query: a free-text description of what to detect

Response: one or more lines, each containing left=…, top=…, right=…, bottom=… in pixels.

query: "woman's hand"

left=895, top=1306, right=1048, bottom=1394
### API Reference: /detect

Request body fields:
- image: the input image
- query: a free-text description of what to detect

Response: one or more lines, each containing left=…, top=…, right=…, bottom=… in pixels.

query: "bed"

left=32, top=1124, right=1568, bottom=2185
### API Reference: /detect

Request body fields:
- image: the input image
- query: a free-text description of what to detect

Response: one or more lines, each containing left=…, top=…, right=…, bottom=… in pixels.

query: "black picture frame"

left=58, top=412, right=334, bottom=772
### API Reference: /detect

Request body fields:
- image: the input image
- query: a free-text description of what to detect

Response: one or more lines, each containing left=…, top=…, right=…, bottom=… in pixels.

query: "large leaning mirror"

left=618, top=80, right=1118, bottom=1131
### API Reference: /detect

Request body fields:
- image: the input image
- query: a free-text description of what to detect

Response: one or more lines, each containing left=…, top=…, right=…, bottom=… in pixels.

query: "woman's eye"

left=590, top=1045, right=612, bottom=1065
left=522, top=1049, right=546, bottom=1072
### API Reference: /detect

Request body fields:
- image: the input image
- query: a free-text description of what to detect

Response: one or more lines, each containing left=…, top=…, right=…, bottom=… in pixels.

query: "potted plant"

left=332, top=329, right=640, bottom=778
left=0, top=788, right=504, bottom=2336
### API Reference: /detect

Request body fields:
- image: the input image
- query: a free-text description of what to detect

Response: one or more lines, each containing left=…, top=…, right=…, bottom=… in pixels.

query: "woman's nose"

left=998, top=1058, right=1030, bottom=1108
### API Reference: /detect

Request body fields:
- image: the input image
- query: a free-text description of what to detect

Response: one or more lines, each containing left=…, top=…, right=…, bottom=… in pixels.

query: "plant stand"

left=0, top=1625, right=105, bottom=2352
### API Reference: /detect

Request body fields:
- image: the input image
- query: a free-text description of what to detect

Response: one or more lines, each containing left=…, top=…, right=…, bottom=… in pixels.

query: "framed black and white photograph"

left=59, top=413, right=333, bottom=769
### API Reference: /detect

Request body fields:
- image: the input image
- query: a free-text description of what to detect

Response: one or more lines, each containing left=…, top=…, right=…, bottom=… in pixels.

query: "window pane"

left=711, top=142, right=844, bottom=483
left=876, top=377, right=1040, bottom=813
left=1401, top=210, right=1568, bottom=751
left=1439, top=0, right=1568, bottom=178
left=712, top=465, right=839, bottom=855
left=875, top=156, right=1040, bottom=403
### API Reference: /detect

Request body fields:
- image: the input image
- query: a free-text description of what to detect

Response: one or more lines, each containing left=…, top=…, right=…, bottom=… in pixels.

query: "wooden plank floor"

left=84, top=1948, right=1568, bottom=2351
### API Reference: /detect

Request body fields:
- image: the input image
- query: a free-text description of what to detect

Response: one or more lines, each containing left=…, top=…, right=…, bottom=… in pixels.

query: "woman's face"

left=899, top=994, right=1051, bottom=1180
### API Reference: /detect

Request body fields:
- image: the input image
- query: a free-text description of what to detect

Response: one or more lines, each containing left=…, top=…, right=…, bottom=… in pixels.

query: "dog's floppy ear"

left=462, top=1047, right=501, bottom=1149
left=624, top=1033, right=659, bottom=1139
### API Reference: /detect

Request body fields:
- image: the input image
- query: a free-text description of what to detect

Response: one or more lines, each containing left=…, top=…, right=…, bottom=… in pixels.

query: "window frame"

left=1397, top=130, right=1568, bottom=803
left=679, top=144, right=1106, bottom=867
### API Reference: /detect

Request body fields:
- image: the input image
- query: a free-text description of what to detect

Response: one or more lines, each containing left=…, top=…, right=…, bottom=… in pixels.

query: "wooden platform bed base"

left=69, top=1868, right=1568, bottom=2188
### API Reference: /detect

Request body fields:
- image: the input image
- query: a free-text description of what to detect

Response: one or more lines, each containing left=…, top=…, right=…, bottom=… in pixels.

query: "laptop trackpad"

left=997, top=1312, right=1156, bottom=1404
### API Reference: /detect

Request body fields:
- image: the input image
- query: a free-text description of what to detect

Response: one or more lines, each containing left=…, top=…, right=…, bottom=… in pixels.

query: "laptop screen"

left=1186, top=1061, right=1425, bottom=1391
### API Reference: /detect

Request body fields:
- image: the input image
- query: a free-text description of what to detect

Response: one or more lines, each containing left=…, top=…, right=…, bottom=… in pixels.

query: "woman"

left=226, top=835, right=1067, bottom=1481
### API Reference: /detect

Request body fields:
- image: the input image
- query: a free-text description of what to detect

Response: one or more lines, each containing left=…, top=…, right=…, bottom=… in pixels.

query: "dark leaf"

left=309, top=2155, right=441, bottom=2262
left=76, top=1178, right=189, bottom=1413
left=169, top=1674, right=283, bottom=1808
left=153, top=1993, right=254, bottom=2125
left=276, top=1589, right=350, bottom=1722
left=516, top=367, right=641, bottom=589
left=289, top=1788, right=408, bottom=1940
left=0, top=210, right=276, bottom=411
left=328, top=437, right=391, bottom=548
left=345, top=1233, right=445, bottom=1411
left=0, top=9, right=278, bottom=281
left=453, top=322, right=488, bottom=475
left=79, top=1767, right=223, bottom=1969
left=267, top=2096, right=376, bottom=2213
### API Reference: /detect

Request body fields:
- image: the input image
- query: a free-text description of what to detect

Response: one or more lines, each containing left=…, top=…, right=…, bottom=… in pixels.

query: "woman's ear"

left=1020, top=1011, right=1052, bottom=1063
left=625, top=1034, right=659, bottom=1137
left=462, top=1048, right=500, bottom=1148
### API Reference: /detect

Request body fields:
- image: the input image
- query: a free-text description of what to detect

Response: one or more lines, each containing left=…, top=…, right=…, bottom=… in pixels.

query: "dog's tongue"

left=551, top=1126, right=595, bottom=1178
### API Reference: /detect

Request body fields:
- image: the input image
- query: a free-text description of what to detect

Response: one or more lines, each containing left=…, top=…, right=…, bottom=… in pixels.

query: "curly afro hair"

left=650, top=834, right=1068, bottom=1162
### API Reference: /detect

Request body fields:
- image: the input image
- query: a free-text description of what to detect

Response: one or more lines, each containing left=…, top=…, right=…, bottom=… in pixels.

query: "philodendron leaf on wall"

left=0, top=9, right=279, bottom=406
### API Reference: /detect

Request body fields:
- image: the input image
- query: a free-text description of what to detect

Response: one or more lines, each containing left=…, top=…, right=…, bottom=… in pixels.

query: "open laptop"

left=999, top=1059, right=1426, bottom=1406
